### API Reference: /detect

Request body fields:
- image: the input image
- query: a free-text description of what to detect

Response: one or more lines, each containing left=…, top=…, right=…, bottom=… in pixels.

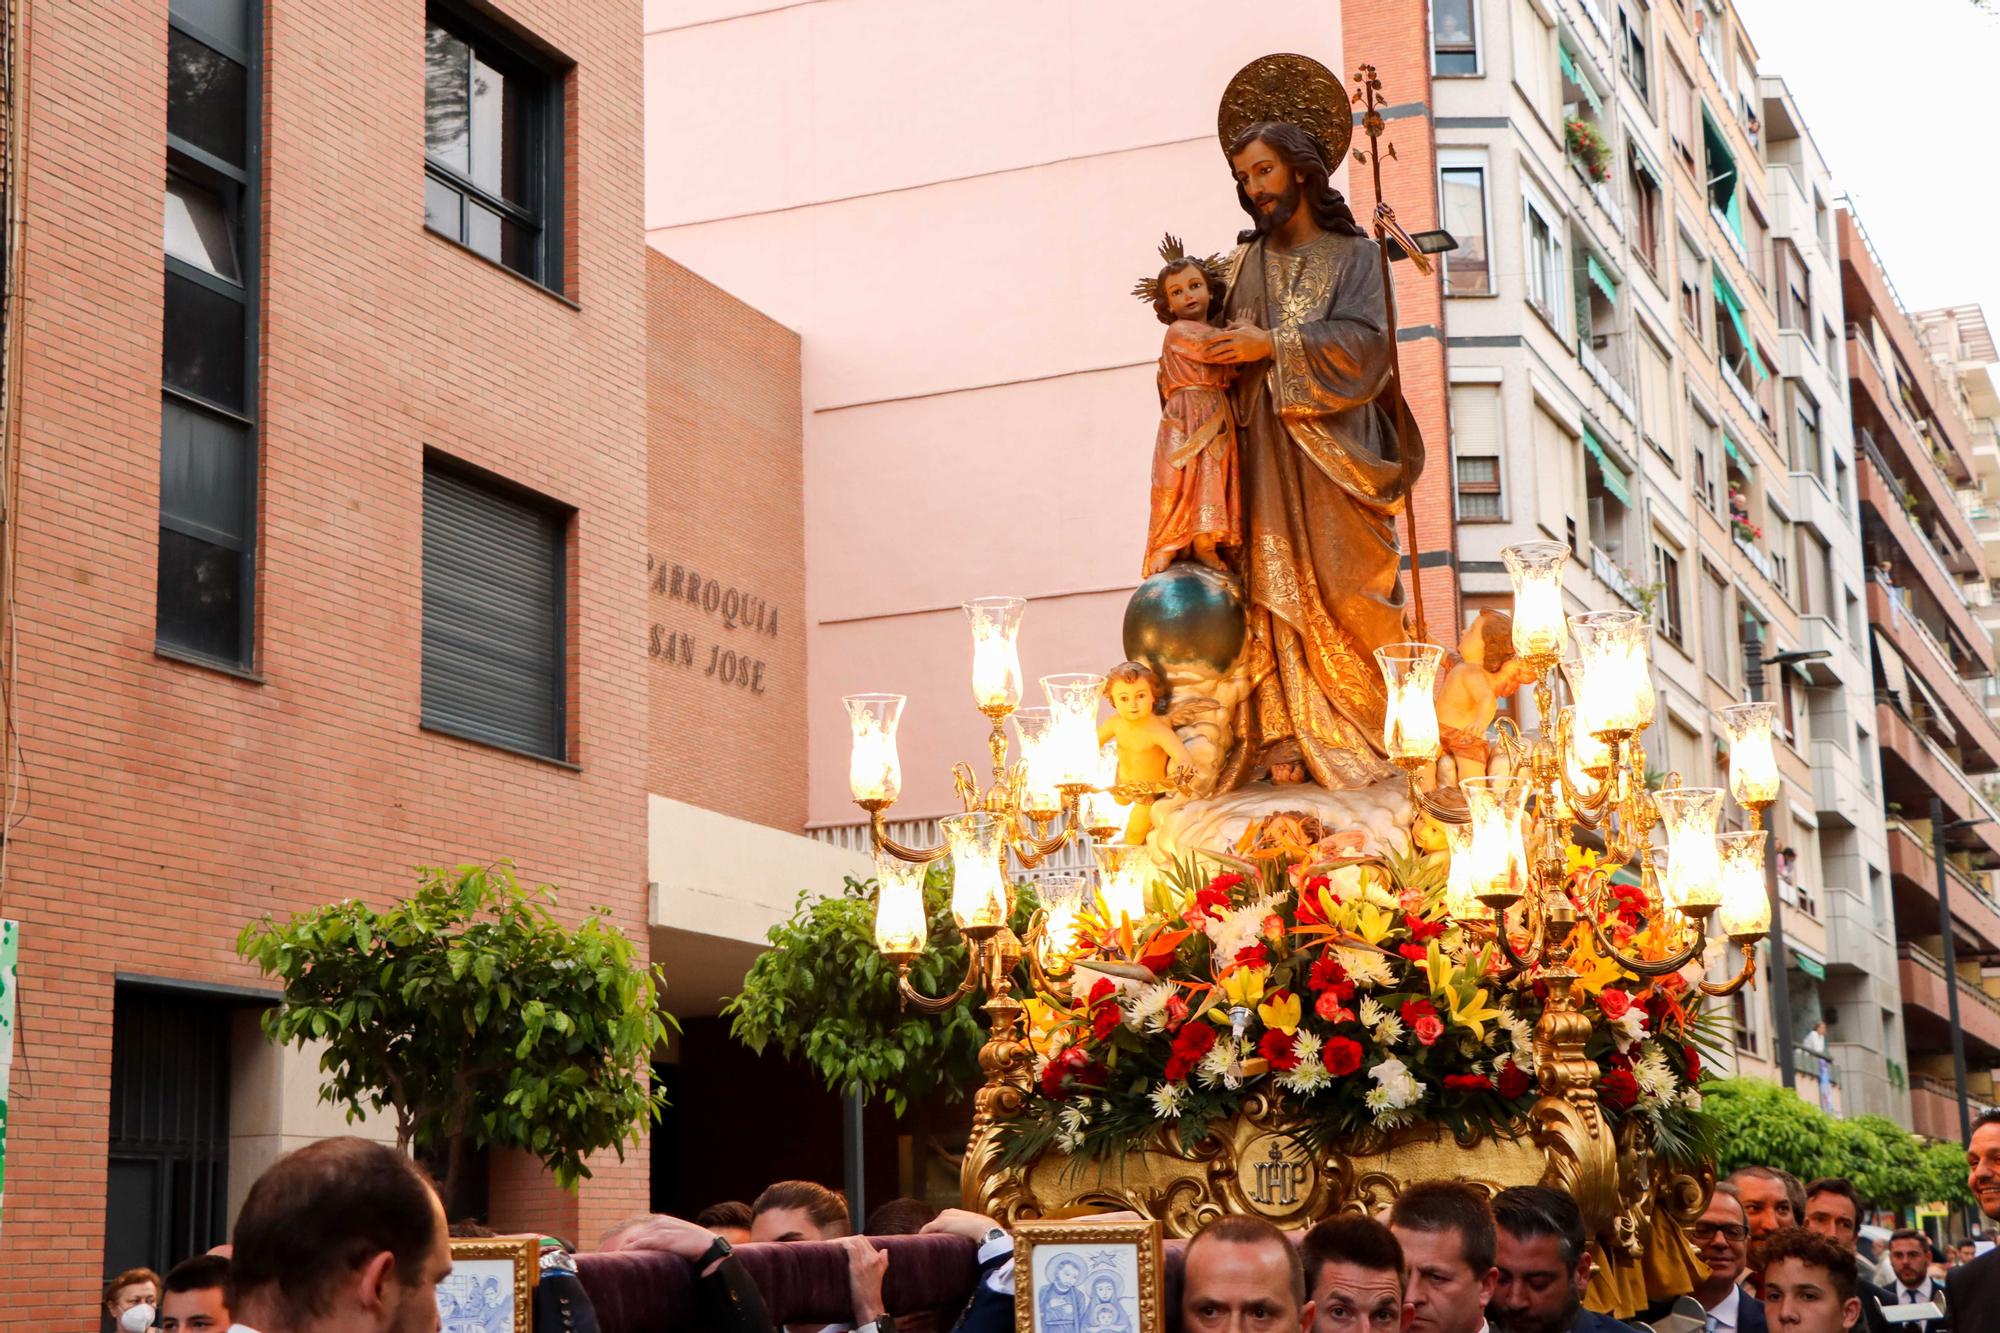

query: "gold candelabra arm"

left=1493, top=715, right=1527, bottom=770
left=952, top=762, right=982, bottom=812
left=870, top=806, right=951, bottom=864
left=897, top=944, right=984, bottom=1014
left=1578, top=899, right=1705, bottom=979
left=1699, top=939, right=1759, bottom=996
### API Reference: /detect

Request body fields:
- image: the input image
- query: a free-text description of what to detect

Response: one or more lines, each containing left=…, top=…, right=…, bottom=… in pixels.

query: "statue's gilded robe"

left=1222, top=228, right=1424, bottom=790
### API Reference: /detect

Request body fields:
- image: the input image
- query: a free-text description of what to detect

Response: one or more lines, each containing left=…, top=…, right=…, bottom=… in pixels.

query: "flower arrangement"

left=1003, top=818, right=1714, bottom=1168
left=1565, top=118, right=1612, bottom=183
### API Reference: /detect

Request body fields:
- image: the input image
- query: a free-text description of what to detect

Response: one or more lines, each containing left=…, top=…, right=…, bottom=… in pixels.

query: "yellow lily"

left=1566, top=930, right=1626, bottom=995
left=1444, top=983, right=1504, bottom=1042
left=1221, top=965, right=1269, bottom=1008
left=1353, top=901, right=1395, bottom=947
left=1257, top=990, right=1302, bottom=1036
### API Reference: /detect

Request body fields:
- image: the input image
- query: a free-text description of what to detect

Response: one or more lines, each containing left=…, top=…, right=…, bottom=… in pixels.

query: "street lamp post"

left=1757, top=648, right=1829, bottom=1095
left=1931, top=798, right=1990, bottom=1144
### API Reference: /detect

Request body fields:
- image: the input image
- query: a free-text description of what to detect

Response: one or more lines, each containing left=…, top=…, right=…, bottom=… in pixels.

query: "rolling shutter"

left=422, top=465, right=566, bottom=759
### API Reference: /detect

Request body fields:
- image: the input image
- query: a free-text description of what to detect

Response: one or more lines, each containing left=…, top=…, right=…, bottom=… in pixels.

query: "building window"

left=1702, top=106, right=1740, bottom=239
left=1700, top=562, right=1730, bottom=688
left=1814, top=188, right=1830, bottom=249
left=423, top=12, right=565, bottom=290
left=1743, top=194, right=1769, bottom=292
left=1628, top=153, right=1662, bottom=273
left=422, top=461, right=569, bottom=760
left=1439, top=165, right=1490, bottom=295
left=1583, top=427, right=1632, bottom=571
left=1654, top=543, right=1685, bottom=647
left=1618, top=6, right=1650, bottom=105
left=1513, top=4, right=1555, bottom=126
left=1433, top=0, right=1479, bottom=74
left=1524, top=194, right=1565, bottom=329
left=1713, top=271, right=1767, bottom=399
left=1777, top=238, right=1811, bottom=332
left=1665, top=50, right=1696, bottom=174
left=1791, top=386, right=1822, bottom=477
left=1678, top=232, right=1704, bottom=334
left=1451, top=383, right=1504, bottom=519
left=1691, top=397, right=1720, bottom=513
left=159, top=0, right=259, bottom=668
left=1637, top=331, right=1676, bottom=462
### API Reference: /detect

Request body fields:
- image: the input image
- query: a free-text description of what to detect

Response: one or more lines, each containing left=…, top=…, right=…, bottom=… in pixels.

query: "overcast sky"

left=1733, top=0, right=2000, bottom=339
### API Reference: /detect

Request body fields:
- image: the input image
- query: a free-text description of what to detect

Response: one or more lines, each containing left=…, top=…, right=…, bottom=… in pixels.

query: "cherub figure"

left=1435, top=610, right=1533, bottom=785
left=1132, top=235, right=1241, bottom=576
left=1098, top=660, right=1193, bottom=844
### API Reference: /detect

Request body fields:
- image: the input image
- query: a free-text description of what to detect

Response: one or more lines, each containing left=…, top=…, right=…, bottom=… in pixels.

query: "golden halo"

left=1216, top=53, right=1352, bottom=169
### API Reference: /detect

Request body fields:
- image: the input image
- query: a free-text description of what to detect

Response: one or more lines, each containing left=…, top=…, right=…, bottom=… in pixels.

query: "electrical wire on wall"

left=0, top=0, right=33, bottom=918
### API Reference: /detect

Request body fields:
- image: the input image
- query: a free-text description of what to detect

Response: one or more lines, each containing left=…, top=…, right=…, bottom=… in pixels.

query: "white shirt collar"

left=1710, top=1284, right=1743, bottom=1328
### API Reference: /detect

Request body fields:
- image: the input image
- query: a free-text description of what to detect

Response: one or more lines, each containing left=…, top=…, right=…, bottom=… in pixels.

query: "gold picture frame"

left=1013, top=1218, right=1164, bottom=1333
left=437, top=1234, right=540, bottom=1333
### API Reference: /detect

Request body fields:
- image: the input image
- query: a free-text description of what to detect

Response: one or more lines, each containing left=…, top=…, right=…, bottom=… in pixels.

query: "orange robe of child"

left=1144, top=321, right=1241, bottom=573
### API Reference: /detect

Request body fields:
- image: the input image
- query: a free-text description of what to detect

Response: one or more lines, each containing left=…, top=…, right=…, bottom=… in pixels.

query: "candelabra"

left=1375, top=540, right=1777, bottom=1007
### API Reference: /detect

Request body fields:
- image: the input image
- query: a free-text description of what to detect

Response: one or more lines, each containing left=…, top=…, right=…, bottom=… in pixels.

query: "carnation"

left=1496, top=1060, right=1532, bottom=1099
left=1598, top=1067, right=1640, bottom=1109
left=1258, top=1029, right=1300, bottom=1072
left=1206, top=900, right=1277, bottom=961
left=1610, top=1006, right=1647, bottom=1054
left=1323, top=1035, right=1364, bottom=1077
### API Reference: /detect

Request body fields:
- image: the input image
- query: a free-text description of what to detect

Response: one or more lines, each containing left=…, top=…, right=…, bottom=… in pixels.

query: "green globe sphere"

left=1123, top=562, right=1246, bottom=676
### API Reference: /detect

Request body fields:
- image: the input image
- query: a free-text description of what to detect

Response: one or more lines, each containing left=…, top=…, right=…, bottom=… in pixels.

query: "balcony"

left=1850, top=335, right=1984, bottom=563
left=1829, top=1043, right=1906, bottom=1122
left=1811, top=736, right=1872, bottom=828
left=1873, top=702, right=2000, bottom=866
left=1898, top=941, right=2000, bottom=1059
left=1589, top=543, right=1643, bottom=610
left=1579, top=341, right=1637, bottom=423
left=1860, top=463, right=1993, bottom=676
left=1869, top=582, right=2000, bottom=765
left=1886, top=820, right=2000, bottom=954
left=1824, top=885, right=1896, bottom=977
left=1910, top=1072, right=1994, bottom=1141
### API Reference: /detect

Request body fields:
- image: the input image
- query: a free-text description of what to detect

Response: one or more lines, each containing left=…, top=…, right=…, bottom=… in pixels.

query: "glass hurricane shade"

left=1461, top=773, right=1532, bottom=904
left=1653, top=786, right=1725, bottom=914
left=942, top=811, right=1009, bottom=932
left=1720, top=701, right=1781, bottom=807
left=1443, top=819, right=1493, bottom=921
left=1375, top=642, right=1444, bottom=762
left=1094, top=842, right=1152, bottom=928
left=1041, top=673, right=1106, bottom=786
left=1009, top=707, right=1063, bottom=815
left=1037, top=874, right=1086, bottom=967
left=1717, top=829, right=1771, bottom=938
left=964, top=597, right=1026, bottom=711
left=1570, top=610, right=1655, bottom=735
left=872, top=853, right=928, bottom=957
left=844, top=693, right=905, bottom=803
left=1503, top=541, right=1570, bottom=660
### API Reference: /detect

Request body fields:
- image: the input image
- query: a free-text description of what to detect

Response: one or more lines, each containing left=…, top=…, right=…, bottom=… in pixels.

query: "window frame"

left=1653, top=540, right=1685, bottom=648
left=420, top=455, right=572, bottom=763
left=422, top=6, right=567, bottom=294
left=1431, top=0, right=1482, bottom=76
left=1522, top=183, right=1566, bottom=334
left=1438, top=155, right=1494, bottom=297
left=158, top=1, right=261, bottom=672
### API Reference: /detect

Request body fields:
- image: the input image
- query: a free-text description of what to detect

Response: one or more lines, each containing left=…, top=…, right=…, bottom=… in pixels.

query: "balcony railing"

left=810, top=814, right=1096, bottom=884
left=1591, top=543, right=1643, bottom=609
left=1900, top=941, right=2000, bottom=1022
left=1580, top=339, right=1638, bottom=422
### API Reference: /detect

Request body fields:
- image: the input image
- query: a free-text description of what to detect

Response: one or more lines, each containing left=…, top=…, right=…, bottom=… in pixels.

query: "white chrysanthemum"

left=1292, top=1031, right=1325, bottom=1064
left=1058, top=1102, right=1091, bottom=1136
left=1372, top=1014, right=1406, bottom=1047
left=1368, top=1056, right=1423, bottom=1110
left=1279, top=1059, right=1332, bottom=1095
left=1336, top=947, right=1395, bottom=989
left=1056, top=1126, right=1085, bottom=1152
left=1358, top=997, right=1387, bottom=1028
left=1150, top=1082, right=1188, bottom=1120
left=1125, top=981, right=1179, bottom=1031
left=1499, top=1009, right=1537, bottom=1072
left=1678, top=1086, right=1704, bottom=1111
left=1634, top=1043, right=1676, bottom=1105
left=1611, top=1007, right=1647, bottom=1053
left=1197, top=1037, right=1237, bottom=1088
left=1205, top=900, right=1275, bottom=962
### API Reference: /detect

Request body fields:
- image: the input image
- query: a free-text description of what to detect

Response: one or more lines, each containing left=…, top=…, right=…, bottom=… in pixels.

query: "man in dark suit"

left=1885, top=1228, right=1949, bottom=1333
left=1489, top=1186, right=1644, bottom=1333
left=1691, top=1184, right=1767, bottom=1333
left=1948, top=1110, right=2000, bottom=1333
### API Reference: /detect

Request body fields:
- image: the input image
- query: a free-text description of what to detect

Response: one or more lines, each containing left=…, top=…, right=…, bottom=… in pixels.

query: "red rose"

left=1233, top=942, right=1271, bottom=969
left=1165, top=1020, right=1217, bottom=1082
left=1315, top=990, right=1354, bottom=1023
left=1323, top=1036, right=1364, bottom=1076
left=1092, top=1003, right=1121, bottom=1041
left=1405, top=913, right=1447, bottom=943
left=1163, top=995, right=1189, bottom=1030
left=1087, top=977, right=1116, bottom=1006
left=1210, top=872, right=1246, bottom=894
left=1683, top=1045, right=1702, bottom=1083
left=1397, top=944, right=1428, bottom=962
left=1039, top=1058, right=1068, bottom=1098
left=1597, top=988, right=1631, bottom=1020
left=1413, top=1014, right=1445, bottom=1047
left=1258, top=1030, right=1300, bottom=1072
left=1444, top=1073, right=1493, bottom=1092
left=1599, top=1068, right=1639, bottom=1109
left=1497, top=1061, right=1532, bottom=1099
left=1401, top=998, right=1437, bottom=1026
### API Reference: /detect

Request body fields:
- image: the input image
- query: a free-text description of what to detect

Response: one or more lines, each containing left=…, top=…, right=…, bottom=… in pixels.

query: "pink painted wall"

left=645, top=0, right=1347, bottom=826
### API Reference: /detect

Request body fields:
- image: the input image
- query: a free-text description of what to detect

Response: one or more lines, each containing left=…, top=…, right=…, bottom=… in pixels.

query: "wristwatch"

left=698, top=1234, right=734, bottom=1270
left=983, top=1226, right=1009, bottom=1248
left=866, top=1317, right=897, bottom=1333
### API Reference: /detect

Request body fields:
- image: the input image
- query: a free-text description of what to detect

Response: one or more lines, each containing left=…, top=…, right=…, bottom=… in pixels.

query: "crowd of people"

left=94, top=1107, right=2000, bottom=1333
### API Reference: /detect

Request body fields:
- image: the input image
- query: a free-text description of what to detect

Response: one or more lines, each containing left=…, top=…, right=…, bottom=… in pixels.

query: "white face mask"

left=117, top=1303, right=156, bottom=1333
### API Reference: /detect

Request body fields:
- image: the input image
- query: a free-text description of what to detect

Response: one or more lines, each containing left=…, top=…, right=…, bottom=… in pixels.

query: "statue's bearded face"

left=1230, top=137, right=1302, bottom=235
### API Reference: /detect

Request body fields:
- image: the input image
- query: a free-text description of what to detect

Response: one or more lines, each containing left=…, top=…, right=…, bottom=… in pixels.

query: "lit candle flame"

left=1717, top=830, right=1771, bottom=938
left=844, top=694, right=903, bottom=803
left=872, top=856, right=928, bottom=957
left=1375, top=643, right=1444, bottom=763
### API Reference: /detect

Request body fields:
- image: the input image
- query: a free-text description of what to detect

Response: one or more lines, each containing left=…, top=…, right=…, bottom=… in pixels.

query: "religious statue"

left=1134, top=236, right=1241, bottom=577
left=1434, top=609, right=1532, bottom=786
left=1098, top=660, right=1194, bottom=845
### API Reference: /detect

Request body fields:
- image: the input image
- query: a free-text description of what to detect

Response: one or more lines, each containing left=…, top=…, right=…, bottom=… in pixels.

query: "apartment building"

left=1429, top=0, right=1897, bottom=1110
left=0, top=0, right=661, bottom=1317
left=1835, top=213, right=2000, bottom=1140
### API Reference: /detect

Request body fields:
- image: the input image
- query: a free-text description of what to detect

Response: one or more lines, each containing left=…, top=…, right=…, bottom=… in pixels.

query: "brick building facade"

left=0, top=0, right=653, bottom=1317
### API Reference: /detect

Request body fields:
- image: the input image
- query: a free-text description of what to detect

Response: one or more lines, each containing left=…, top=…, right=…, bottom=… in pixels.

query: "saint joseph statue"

left=1203, top=115, right=1424, bottom=791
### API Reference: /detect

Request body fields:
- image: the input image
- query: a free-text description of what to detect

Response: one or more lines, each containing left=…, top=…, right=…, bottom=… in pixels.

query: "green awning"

left=1724, top=432, right=1751, bottom=471
left=1795, top=953, right=1827, bottom=981
left=1586, top=253, right=1619, bottom=303
left=1726, top=187, right=1744, bottom=243
left=1559, top=43, right=1578, bottom=85
left=1582, top=428, right=1631, bottom=506
left=1560, top=45, right=1603, bottom=115
left=1712, top=274, right=1770, bottom=381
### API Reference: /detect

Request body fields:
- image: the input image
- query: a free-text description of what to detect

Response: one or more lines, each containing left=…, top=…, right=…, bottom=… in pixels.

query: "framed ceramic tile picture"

left=1012, top=1217, right=1164, bottom=1333
left=436, top=1234, right=539, bottom=1333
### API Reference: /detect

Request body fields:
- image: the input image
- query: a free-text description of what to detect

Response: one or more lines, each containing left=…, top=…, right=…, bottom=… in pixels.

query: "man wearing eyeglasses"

left=1692, top=1185, right=1768, bottom=1333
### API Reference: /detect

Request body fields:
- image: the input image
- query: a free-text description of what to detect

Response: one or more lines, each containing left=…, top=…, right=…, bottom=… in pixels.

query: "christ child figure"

left=1098, top=660, right=1192, bottom=845
left=1435, top=610, right=1532, bottom=785
left=1136, top=237, right=1241, bottom=575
